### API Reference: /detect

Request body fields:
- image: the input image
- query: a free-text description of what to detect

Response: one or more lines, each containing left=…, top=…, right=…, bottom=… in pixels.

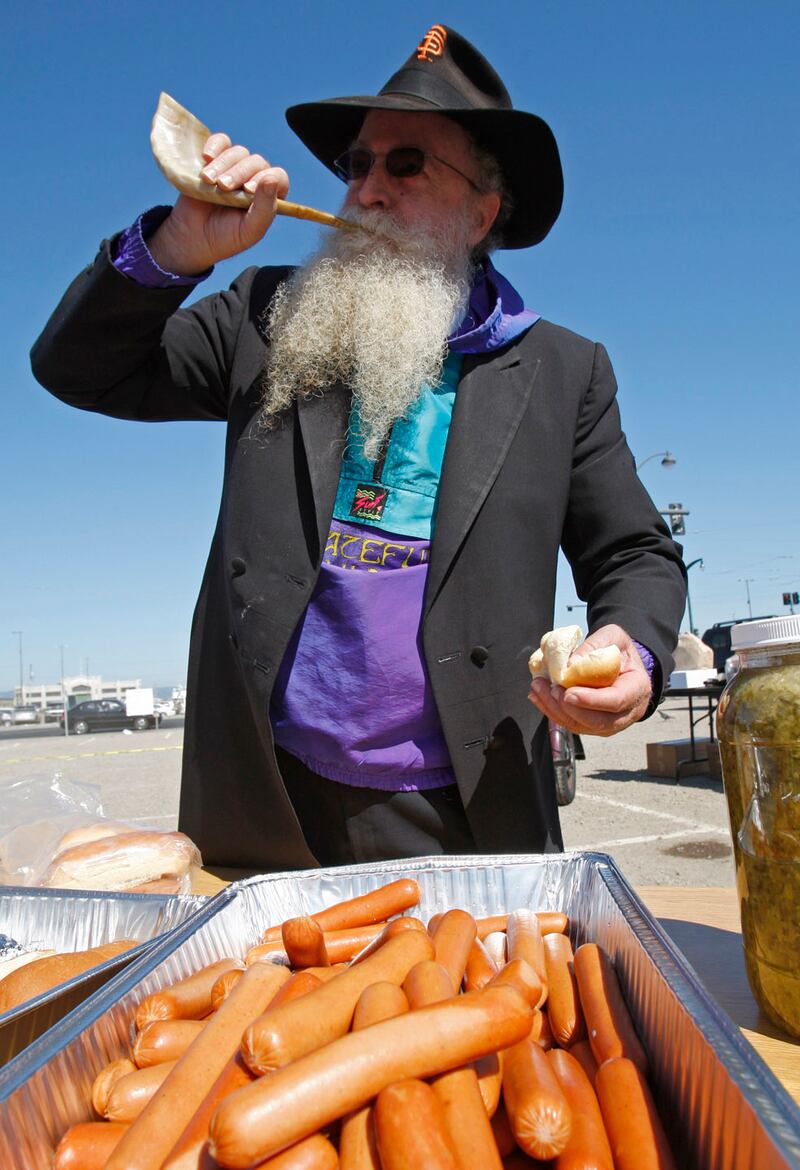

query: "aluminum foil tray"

left=0, top=886, right=203, bottom=1064
left=1, top=852, right=798, bottom=1170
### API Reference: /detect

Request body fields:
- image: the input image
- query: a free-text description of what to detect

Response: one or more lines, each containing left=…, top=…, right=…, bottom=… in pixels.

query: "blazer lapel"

left=425, top=348, right=540, bottom=615
left=296, top=384, right=351, bottom=553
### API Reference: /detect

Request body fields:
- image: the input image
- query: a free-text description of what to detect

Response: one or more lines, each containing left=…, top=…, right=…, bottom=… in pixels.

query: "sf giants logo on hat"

left=350, top=484, right=390, bottom=521
left=417, top=24, right=447, bottom=62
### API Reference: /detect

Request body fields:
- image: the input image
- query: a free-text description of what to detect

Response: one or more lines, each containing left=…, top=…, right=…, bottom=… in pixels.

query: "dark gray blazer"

left=31, top=242, right=687, bottom=869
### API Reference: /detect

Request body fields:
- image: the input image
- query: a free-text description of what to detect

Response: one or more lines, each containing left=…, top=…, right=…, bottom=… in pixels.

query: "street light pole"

left=740, top=578, right=755, bottom=619
left=11, top=631, right=23, bottom=703
left=636, top=451, right=677, bottom=472
left=684, top=558, right=704, bottom=636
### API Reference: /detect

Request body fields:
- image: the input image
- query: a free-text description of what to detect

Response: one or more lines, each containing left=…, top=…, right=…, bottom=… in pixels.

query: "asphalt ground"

left=0, top=699, right=735, bottom=886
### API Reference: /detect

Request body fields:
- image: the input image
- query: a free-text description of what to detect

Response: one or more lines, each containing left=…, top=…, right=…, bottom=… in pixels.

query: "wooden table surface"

left=194, top=871, right=799, bottom=1104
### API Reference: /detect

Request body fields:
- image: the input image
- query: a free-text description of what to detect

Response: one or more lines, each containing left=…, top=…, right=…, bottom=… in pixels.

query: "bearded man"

left=31, top=27, right=686, bottom=870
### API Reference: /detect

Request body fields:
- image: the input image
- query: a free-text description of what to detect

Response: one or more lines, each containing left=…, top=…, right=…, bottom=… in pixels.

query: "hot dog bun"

left=41, top=830, right=201, bottom=892
left=0, top=940, right=139, bottom=1013
left=528, top=626, right=621, bottom=689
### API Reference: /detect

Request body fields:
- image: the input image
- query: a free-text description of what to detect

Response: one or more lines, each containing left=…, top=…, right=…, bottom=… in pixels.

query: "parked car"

left=1, top=705, right=40, bottom=725
left=0, top=708, right=13, bottom=727
left=44, top=703, right=65, bottom=722
left=60, top=699, right=160, bottom=735
left=701, top=616, right=776, bottom=673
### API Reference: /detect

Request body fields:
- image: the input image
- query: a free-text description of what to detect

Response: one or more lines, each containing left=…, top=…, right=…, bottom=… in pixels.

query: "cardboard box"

left=646, top=738, right=714, bottom=779
left=668, top=669, right=719, bottom=689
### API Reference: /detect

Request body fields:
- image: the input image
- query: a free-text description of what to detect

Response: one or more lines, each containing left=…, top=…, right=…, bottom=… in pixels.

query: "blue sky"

left=3, top=0, right=798, bottom=692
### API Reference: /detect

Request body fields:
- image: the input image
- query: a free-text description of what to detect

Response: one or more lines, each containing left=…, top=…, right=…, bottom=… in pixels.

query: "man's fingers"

left=202, top=132, right=233, bottom=161
left=201, top=144, right=250, bottom=184
left=244, top=166, right=290, bottom=198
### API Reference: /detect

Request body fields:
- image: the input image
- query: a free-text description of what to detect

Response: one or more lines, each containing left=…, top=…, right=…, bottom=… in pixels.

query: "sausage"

left=212, top=968, right=246, bottom=1010
left=259, top=878, right=421, bottom=942
left=105, top=960, right=290, bottom=1170
left=502, top=1036, right=573, bottom=1160
left=53, top=1121, right=130, bottom=1170
left=432, top=909, right=478, bottom=992
left=594, top=1057, right=677, bottom=1170
left=476, top=912, right=568, bottom=940
left=567, top=1039, right=598, bottom=1086
left=374, top=1079, right=460, bottom=1170
left=487, top=958, right=544, bottom=1007
left=506, top=911, right=547, bottom=1006
left=548, top=1047, right=614, bottom=1170
left=402, top=959, right=455, bottom=1008
left=91, top=1057, right=137, bottom=1116
left=135, top=958, right=242, bottom=1029
left=133, top=1019, right=205, bottom=1067
left=282, top=917, right=331, bottom=968
left=475, top=1050, right=503, bottom=1117
left=432, top=1060, right=504, bottom=1170
left=427, top=912, right=444, bottom=936
left=464, top=937, right=499, bottom=991
left=249, top=924, right=386, bottom=967
left=245, top=939, right=290, bottom=965
left=573, top=944, right=648, bottom=1074
left=242, top=928, right=434, bottom=1074
left=162, top=968, right=320, bottom=1170
left=105, top=1061, right=177, bottom=1122
left=531, top=1006, right=554, bottom=1050
left=543, top=934, right=585, bottom=1047
left=340, top=981, right=410, bottom=1170
left=210, top=985, right=533, bottom=1169
left=349, top=916, right=426, bottom=965
left=482, top=931, right=507, bottom=968
left=250, top=1134, right=340, bottom=1168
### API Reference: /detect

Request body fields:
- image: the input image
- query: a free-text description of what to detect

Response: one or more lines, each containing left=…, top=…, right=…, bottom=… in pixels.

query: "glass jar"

left=717, top=614, right=800, bottom=1037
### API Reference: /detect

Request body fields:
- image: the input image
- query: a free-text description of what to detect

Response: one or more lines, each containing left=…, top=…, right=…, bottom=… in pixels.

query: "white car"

left=1, top=706, right=39, bottom=725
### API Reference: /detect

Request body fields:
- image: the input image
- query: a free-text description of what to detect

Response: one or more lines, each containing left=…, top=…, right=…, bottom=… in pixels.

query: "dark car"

left=701, top=616, right=776, bottom=673
left=60, top=699, right=160, bottom=735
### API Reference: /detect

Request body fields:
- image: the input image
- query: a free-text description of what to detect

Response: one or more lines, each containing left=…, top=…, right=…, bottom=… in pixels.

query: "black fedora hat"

left=285, top=24, right=563, bottom=249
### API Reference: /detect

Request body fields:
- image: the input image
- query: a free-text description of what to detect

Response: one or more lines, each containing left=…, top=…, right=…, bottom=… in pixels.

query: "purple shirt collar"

left=448, top=258, right=540, bottom=354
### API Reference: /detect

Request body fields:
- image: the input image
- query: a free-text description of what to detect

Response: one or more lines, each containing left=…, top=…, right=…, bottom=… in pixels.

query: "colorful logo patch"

left=417, top=24, right=447, bottom=62
left=350, top=484, right=390, bottom=521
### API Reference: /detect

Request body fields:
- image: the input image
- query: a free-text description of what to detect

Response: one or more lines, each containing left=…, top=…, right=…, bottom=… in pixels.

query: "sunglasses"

left=333, top=146, right=484, bottom=192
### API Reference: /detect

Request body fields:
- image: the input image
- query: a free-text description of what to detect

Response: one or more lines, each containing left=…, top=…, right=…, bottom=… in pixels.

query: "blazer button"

left=470, top=646, right=490, bottom=666
left=231, top=557, right=247, bottom=577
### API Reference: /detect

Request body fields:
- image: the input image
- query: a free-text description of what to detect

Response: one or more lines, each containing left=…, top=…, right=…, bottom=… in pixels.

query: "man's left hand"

left=527, top=624, right=652, bottom=737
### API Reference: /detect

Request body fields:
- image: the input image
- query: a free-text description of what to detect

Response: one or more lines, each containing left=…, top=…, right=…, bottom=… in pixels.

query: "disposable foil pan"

left=0, top=886, right=203, bottom=1064
left=0, top=852, right=798, bottom=1169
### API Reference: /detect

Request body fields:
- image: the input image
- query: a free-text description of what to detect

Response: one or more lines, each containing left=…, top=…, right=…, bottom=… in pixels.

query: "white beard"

left=260, top=207, right=475, bottom=459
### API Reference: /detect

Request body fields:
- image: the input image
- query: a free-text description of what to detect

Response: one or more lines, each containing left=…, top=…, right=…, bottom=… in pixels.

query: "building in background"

left=15, top=675, right=141, bottom=711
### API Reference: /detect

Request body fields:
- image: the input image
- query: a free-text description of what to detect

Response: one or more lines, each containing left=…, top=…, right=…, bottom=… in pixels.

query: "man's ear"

left=469, top=191, right=502, bottom=247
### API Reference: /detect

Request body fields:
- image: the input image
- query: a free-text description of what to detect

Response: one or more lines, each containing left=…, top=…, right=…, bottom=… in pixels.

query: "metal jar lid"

left=730, top=614, right=800, bottom=650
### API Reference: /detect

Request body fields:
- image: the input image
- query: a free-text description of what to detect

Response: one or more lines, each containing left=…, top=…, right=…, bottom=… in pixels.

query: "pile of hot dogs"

left=53, top=878, right=677, bottom=1170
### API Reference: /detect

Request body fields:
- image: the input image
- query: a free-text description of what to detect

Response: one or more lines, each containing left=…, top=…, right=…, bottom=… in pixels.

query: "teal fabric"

left=332, top=353, right=463, bottom=540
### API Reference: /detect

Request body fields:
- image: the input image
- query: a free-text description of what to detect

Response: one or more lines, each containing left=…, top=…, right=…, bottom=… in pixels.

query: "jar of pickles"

left=717, top=614, right=800, bottom=1036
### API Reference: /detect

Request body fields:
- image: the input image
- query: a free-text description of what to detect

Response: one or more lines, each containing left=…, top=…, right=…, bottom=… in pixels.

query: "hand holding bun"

left=529, top=626, right=621, bottom=689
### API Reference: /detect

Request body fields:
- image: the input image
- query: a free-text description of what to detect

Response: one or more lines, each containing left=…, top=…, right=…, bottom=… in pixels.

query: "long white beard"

left=261, top=207, right=475, bottom=459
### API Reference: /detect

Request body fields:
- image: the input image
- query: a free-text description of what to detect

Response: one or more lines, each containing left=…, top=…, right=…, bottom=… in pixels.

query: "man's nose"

left=352, top=158, right=396, bottom=210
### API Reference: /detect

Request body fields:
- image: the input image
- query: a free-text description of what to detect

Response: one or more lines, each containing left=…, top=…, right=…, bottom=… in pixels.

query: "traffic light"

left=784, top=592, right=800, bottom=606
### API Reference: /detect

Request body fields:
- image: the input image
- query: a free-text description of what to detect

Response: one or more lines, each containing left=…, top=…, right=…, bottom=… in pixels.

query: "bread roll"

left=528, top=626, right=621, bottom=689
left=54, top=821, right=132, bottom=858
left=0, top=949, right=57, bottom=984
left=0, top=940, right=139, bottom=1013
left=41, top=831, right=201, bottom=892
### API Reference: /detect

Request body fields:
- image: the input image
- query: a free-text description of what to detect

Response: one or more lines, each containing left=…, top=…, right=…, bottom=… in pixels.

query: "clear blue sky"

left=3, top=0, right=798, bottom=693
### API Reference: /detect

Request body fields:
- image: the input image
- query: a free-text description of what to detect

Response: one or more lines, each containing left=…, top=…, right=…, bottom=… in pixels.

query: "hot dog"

left=548, top=1047, right=614, bottom=1170
left=502, top=1036, right=573, bottom=1160
left=133, top=1019, right=205, bottom=1067
left=104, top=1061, right=177, bottom=1122
left=374, top=1079, right=460, bottom=1170
left=402, top=958, right=455, bottom=1009
left=573, top=944, right=648, bottom=1074
left=464, top=937, right=500, bottom=991
left=339, top=981, right=410, bottom=1170
left=250, top=1134, right=340, bottom=1168
left=432, top=909, right=478, bottom=993
left=567, top=1039, right=598, bottom=1086
left=0, top=940, right=139, bottom=1013
left=242, top=928, right=434, bottom=1075
left=91, top=1057, right=137, bottom=1116
left=543, top=933, right=585, bottom=1047
left=432, top=1057, right=504, bottom=1169
left=475, top=1050, right=503, bottom=1117
left=247, top=923, right=389, bottom=968
left=212, top=968, right=246, bottom=1010
left=209, top=985, right=533, bottom=1168
left=162, top=968, right=320, bottom=1170
left=349, top=916, right=425, bottom=965
left=281, top=917, right=331, bottom=968
left=482, top=931, right=507, bottom=968
left=259, top=878, right=421, bottom=942
left=506, top=911, right=547, bottom=1006
left=487, top=958, right=544, bottom=1007
left=476, top=912, right=568, bottom=940
left=490, top=1102, right=517, bottom=1158
left=53, top=1121, right=130, bottom=1170
left=594, top=1057, right=677, bottom=1170
left=105, top=961, right=290, bottom=1170
left=135, top=958, right=242, bottom=1029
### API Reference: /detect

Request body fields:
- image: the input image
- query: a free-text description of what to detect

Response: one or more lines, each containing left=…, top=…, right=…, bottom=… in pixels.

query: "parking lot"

left=0, top=699, right=734, bottom=886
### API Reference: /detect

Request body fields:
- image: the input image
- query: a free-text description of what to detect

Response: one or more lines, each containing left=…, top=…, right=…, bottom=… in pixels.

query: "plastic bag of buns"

left=0, top=774, right=201, bottom=893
